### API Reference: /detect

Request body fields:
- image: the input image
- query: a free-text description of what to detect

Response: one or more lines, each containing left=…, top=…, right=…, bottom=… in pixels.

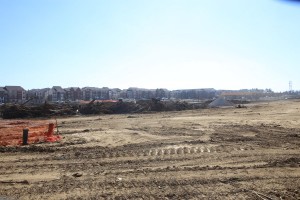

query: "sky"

left=0, top=0, right=300, bottom=92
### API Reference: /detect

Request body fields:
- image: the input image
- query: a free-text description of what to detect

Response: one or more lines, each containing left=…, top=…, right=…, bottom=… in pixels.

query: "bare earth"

left=0, top=100, right=300, bottom=200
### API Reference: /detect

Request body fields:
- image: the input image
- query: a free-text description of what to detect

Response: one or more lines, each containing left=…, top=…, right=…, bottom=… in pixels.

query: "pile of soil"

left=230, top=99, right=250, bottom=104
left=1, top=99, right=213, bottom=119
left=80, top=99, right=205, bottom=115
left=208, top=97, right=234, bottom=108
left=1, top=103, right=77, bottom=119
left=136, top=99, right=192, bottom=112
left=79, top=102, right=141, bottom=115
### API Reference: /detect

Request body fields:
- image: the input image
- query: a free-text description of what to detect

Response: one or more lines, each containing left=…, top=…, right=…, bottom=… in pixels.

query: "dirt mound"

left=79, top=99, right=204, bottom=115
left=208, top=97, right=234, bottom=108
left=1, top=100, right=209, bottom=119
left=230, top=99, right=251, bottom=104
left=136, top=99, right=192, bottom=112
left=79, top=102, right=141, bottom=114
left=1, top=103, right=77, bottom=119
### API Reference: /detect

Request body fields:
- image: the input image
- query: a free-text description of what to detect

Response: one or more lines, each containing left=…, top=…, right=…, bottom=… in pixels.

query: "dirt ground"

left=0, top=100, right=300, bottom=200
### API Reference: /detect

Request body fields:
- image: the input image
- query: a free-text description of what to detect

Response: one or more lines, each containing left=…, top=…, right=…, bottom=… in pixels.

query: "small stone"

left=72, top=172, right=83, bottom=177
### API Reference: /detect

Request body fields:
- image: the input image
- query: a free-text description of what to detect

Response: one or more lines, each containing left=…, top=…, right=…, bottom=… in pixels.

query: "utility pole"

left=289, top=81, right=293, bottom=92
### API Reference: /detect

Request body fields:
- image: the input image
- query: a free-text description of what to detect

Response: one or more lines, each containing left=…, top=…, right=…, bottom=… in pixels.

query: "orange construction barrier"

left=0, top=120, right=61, bottom=146
left=44, top=123, right=61, bottom=142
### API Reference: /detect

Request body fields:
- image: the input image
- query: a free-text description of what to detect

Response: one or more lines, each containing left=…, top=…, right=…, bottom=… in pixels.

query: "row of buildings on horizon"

left=0, top=85, right=297, bottom=104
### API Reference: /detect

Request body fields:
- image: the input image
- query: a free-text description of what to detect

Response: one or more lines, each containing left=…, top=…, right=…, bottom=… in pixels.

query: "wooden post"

left=23, top=129, right=29, bottom=145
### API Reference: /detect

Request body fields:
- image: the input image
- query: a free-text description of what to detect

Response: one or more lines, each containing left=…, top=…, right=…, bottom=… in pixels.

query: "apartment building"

left=4, top=86, right=26, bottom=103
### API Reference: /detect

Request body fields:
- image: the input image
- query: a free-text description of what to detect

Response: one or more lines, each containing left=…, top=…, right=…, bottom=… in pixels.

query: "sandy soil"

left=0, top=100, right=300, bottom=199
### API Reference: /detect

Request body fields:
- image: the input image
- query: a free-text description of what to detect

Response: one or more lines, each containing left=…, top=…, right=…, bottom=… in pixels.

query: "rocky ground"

left=0, top=100, right=300, bottom=199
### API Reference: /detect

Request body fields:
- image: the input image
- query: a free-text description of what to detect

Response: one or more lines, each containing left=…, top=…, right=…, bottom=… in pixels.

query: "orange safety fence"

left=0, top=120, right=61, bottom=146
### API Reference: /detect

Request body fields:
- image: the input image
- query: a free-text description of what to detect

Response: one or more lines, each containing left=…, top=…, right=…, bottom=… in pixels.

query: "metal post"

left=47, top=123, right=55, bottom=137
left=23, top=129, right=29, bottom=145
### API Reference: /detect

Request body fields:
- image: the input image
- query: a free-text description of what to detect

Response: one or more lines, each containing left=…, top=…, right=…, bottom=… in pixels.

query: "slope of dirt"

left=0, top=100, right=300, bottom=199
left=1, top=100, right=206, bottom=119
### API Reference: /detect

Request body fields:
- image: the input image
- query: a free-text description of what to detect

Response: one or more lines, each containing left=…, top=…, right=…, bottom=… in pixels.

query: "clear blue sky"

left=1, top=0, right=299, bottom=91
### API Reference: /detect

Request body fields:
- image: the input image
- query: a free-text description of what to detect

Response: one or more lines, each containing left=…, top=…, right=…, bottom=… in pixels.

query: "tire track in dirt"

left=1, top=147, right=299, bottom=200
left=142, top=144, right=251, bottom=157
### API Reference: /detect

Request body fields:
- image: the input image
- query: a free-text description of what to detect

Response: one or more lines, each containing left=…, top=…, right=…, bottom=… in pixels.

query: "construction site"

left=0, top=99, right=300, bottom=199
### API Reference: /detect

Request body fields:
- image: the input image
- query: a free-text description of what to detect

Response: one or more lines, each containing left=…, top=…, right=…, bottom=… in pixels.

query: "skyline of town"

left=0, top=84, right=293, bottom=92
left=0, top=84, right=296, bottom=105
